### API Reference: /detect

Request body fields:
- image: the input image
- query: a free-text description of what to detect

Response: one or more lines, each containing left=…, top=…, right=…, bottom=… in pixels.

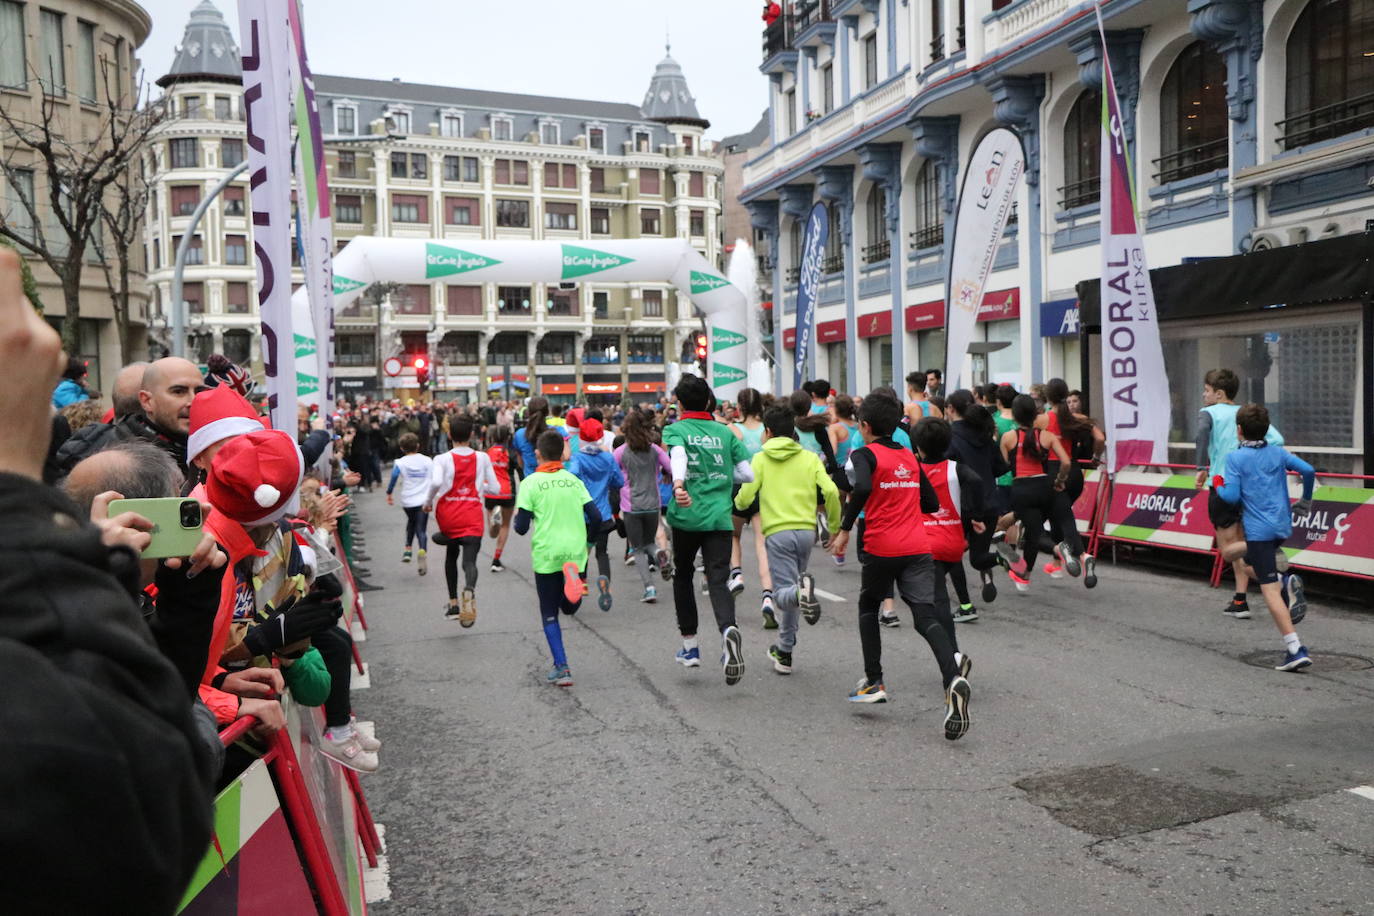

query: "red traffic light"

left=413, top=356, right=427, bottom=369
left=694, top=332, right=707, bottom=359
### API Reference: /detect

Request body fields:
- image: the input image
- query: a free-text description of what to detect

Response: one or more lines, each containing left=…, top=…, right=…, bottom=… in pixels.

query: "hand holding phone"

left=106, top=497, right=205, bottom=559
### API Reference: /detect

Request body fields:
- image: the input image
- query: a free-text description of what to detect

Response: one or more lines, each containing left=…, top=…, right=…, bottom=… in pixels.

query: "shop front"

left=536, top=378, right=574, bottom=406
left=583, top=380, right=623, bottom=408
left=858, top=309, right=893, bottom=391
left=904, top=288, right=1023, bottom=388
left=818, top=318, right=846, bottom=390
left=1039, top=298, right=1081, bottom=390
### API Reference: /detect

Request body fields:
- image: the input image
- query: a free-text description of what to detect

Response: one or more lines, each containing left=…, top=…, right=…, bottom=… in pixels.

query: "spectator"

left=61, top=398, right=105, bottom=433
left=51, top=354, right=91, bottom=408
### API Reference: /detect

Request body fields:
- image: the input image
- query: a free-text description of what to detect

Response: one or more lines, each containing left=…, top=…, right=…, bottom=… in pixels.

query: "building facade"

left=0, top=0, right=152, bottom=396
left=144, top=2, right=723, bottom=406
left=741, top=0, right=1374, bottom=472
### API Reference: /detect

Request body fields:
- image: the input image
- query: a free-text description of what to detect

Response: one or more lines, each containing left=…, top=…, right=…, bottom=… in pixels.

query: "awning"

left=488, top=378, right=530, bottom=391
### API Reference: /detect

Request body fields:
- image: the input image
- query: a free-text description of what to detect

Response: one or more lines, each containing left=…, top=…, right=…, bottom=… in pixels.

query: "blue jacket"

left=1216, top=443, right=1314, bottom=542
left=52, top=378, right=90, bottom=409
left=569, top=445, right=624, bottom=522
left=512, top=427, right=540, bottom=476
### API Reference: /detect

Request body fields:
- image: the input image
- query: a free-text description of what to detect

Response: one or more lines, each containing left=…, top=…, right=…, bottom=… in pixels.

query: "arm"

left=477, top=452, right=500, bottom=497
left=1285, top=450, right=1316, bottom=505
left=1265, top=423, right=1285, bottom=448
left=669, top=444, right=688, bottom=484
left=582, top=499, right=603, bottom=541
left=299, top=429, right=331, bottom=466
left=426, top=453, right=451, bottom=508
left=733, top=459, right=755, bottom=483
left=816, top=455, right=842, bottom=535
left=386, top=464, right=400, bottom=496
left=840, top=448, right=876, bottom=531
left=919, top=466, right=939, bottom=513
left=1043, top=431, right=1072, bottom=489
left=1194, top=410, right=1212, bottom=488
left=734, top=454, right=763, bottom=510
left=955, top=462, right=987, bottom=521
left=514, top=508, right=533, bottom=536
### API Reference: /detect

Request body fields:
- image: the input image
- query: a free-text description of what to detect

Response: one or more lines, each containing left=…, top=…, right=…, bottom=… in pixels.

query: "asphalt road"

left=349, top=488, right=1374, bottom=915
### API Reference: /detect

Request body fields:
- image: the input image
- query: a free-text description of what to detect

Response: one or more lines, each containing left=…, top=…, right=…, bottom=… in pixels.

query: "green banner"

left=713, top=364, right=747, bottom=388
left=294, top=332, right=316, bottom=359
left=561, top=244, right=634, bottom=279
left=333, top=274, right=366, bottom=295
left=425, top=242, right=502, bottom=278
left=712, top=327, right=746, bottom=352
left=690, top=270, right=730, bottom=295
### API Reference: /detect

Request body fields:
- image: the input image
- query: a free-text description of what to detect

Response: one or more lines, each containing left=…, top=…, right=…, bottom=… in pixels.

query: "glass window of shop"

left=981, top=321, right=1021, bottom=386
left=827, top=342, right=847, bottom=393
left=916, top=328, right=945, bottom=384
left=868, top=337, right=892, bottom=391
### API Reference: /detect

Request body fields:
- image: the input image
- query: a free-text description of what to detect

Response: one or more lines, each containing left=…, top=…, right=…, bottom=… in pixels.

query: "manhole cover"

left=1239, top=650, right=1374, bottom=671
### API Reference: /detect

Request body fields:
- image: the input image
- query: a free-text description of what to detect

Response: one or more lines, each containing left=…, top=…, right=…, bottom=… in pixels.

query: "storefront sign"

left=542, top=383, right=576, bottom=394
left=904, top=289, right=1021, bottom=332
left=1040, top=298, right=1080, bottom=337
left=858, top=310, right=893, bottom=338
left=585, top=382, right=622, bottom=394
left=628, top=381, right=664, bottom=393
left=1101, top=470, right=1214, bottom=552
left=783, top=327, right=797, bottom=350
left=336, top=379, right=367, bottom=390
left=817, top=318, right=846, bottom=343
left=439, top=374, right=479, bottom=389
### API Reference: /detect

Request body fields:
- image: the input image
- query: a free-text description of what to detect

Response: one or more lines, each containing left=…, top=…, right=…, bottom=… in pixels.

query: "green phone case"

left=107, top=498, right=205, bottom=559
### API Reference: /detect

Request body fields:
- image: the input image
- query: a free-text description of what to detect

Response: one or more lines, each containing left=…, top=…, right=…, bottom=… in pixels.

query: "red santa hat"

left=578, top=418, right=604, bottom=443
left=565, top=407, right=584, bottom=429
left=187, top=386, right=267, bottom=465
left=206, top=429, right=304, bottom=526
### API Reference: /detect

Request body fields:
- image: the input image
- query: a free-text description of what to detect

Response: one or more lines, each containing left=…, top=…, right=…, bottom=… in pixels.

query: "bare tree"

left=0, top=55, right=165, bottom=355
left=92, top=148, right=158, bottom=364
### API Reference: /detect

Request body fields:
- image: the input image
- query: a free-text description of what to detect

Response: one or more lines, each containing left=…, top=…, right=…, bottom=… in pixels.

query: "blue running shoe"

left=1275, top=646, right=1312, bottom=672
left=546, top=665, right=573, bottom=687
left=675, top=646, right=701, bottom=668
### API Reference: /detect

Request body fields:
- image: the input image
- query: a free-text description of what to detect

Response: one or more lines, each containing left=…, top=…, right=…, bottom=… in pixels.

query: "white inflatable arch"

left=290, top=236, right=748, bottom=404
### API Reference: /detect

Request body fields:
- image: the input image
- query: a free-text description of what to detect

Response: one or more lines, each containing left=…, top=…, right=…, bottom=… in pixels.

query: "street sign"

left=383, top=357, right=402, bottom=377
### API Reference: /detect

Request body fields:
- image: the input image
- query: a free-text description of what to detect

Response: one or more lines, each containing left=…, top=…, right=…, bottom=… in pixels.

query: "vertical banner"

left=792, top=202, right=827, bottom=392
left=1098, top=14, right=1169, bottom=472
left=287, top=0, right=334, bottom=413
left=239, top=0, right=295, bottom=433
left=944, top=127, right=1024, bottom=391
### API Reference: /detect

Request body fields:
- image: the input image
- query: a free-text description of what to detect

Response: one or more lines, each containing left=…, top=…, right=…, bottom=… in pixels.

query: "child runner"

left=791, top=389, right=839, bottom=545
left=662, top=374, right=753, bottom=685
left=614, top=408, right=672, bottom=603
left=426, top=414, right=501, bottom=626
left=485, top=424, right=520, bottom=572
left=991, top=383, right=1020, bottom=567
left=943, top=390, right=1007, bottom=614
left=828, top=392, right=970, bottom=739
left=727, top=388, right=775, bottom=625
left=386, top=432, right=433, bottom=575
left=733, top=404, right=840, bottom=675
left=998, top=395, right=1079, bottom=594
left=513, top=396, right=550, bottom=476
left=1040, top=378, right=1104, bottom=585
left=1216, top=404, right=1314, bottom=669
left=569, top=418, right=623, bottom=611
left=828, top=394, right=861, bottom=568
left=514, top=430, right=602, bottom=687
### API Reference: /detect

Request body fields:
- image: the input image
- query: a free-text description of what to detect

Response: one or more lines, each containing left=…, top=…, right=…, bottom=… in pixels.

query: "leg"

left=947, top=560, right=971, bottom=607
left=893, top=555, right=959, bottom=688
left=402, top=506, right=418, bottom=548
left=535, top=572, right=569, bottom=669
left=495, top=507, right=512, bottom=555
left=628, top=513, right=656, bottom=589
left=672, top=527, right=702, bottom=636
left=933, top=561, right=959, bottom=652
left=595, top=528, right=611, bottom=580
left=753, top=522, right=773, bottom=590
left=731, top=514, right=744, bottom=570
left=461, top=536, right=481, bottom=592
left=765, top=531, right=803, bottom=653
left=856, top=559, right=894, bottom=684
left=701, top=530, right=736, bottom=633
left=311, top=625, right=354, bottom=729
left=415, top=509, right=429, bottom=552
left=444, top=541, right=461, bottom=600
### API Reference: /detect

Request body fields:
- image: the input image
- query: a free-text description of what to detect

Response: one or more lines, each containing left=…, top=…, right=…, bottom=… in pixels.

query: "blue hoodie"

left=569, top=443, right=624, bottom=522
left=1216, top=442, right=1314, bottom=542
left=51, top=378, right=90, bottom=409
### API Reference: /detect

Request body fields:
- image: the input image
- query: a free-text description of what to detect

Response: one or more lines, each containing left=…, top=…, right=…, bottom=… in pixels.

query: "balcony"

left=984, top=0, right=1072, bottom=54
left=761, top=17, right=799, bottom=74
left=785, top=266, right=801, bottom=285
left=822, top=254, right=844, bottom=274
left=1058, top=177, right=1100, bottom=211
left=1153, top=138, right=1228, bottom=186
left=862, top=240, right=890, bottom=264
left=1277, top=91, right=1374, bottom=151
left=793, top=0, right=836, bottom=49
left=909, top=225, right=943, bottom=251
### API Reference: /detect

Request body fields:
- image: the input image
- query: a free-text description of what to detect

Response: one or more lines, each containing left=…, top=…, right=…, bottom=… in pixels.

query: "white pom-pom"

left=253, top=484, right=280, bottom=508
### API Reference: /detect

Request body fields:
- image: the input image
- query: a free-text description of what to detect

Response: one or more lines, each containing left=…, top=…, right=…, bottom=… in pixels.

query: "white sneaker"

left=728, top=569, right=745, bottom=595
left=320, top=732, right=379, bottom=772
left=487, top=507, right=502, bottom=539
left=350, top=718, right=382, bottom=752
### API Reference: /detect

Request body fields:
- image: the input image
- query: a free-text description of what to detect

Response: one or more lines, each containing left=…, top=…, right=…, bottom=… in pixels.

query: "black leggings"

left=1044, top=461, right=1085, bottom=544
left=672, top=527, right=734, bottom=636
left=588, top=523, right=612, bottom=580
left=445, top=536, right=481, bottom=599
left=535, top=570, right=582, bottom=622
left=856, top=553, right=958, bottom=687
left=311, top=625, right=353, bottom=729
left=402, top=506, right=428, bottom=550
left=1011, top=476, right=1082, bottom=574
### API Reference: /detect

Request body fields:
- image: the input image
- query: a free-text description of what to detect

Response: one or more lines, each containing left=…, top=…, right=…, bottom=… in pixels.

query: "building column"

left=777, top=183, right=816, bottom=394
left=887, top=0, right=899, bottom=77
left=817, top=165, right=855, bottom=393
left=908, top=115, right=960, bottom=385
left=800, top=49, right=814, bottom=121
left=747, top=199, right=781, bottom=393
left=859, top=143, right=902, bottom=390
left=477, top=330, right=490, bottom=401
left=839, top=17, right=854, bottom=105
left=372, top=150, right=390, bottom=235
left=1068, top=28, right=1144, bottom=152
left=1189, top=0, right=1263, bottom=253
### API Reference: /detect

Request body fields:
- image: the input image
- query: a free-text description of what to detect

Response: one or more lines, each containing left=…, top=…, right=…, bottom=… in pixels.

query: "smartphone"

left=107, top=497, right=204, bottom=559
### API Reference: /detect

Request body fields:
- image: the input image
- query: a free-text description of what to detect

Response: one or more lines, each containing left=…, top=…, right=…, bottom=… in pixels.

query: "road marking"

left=353, top=662, right=371, bottom=690
left=1348, top=786, right=1374, bottom=803
left=363, top=823, right=391, bottom=903
left=350, top=619, right=367, bottom=642
left=815, top=588, right=847, bottom=602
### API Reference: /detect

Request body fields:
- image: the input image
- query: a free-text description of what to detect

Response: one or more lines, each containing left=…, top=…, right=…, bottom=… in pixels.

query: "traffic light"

left=694, top=331, right=707, bottom=363
left=414, top=356, right=430, bottom=391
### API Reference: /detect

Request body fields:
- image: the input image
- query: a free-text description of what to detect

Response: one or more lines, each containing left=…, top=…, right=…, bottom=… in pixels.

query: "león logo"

left=562, top=245, right=634, bottom=279
left=690, top=270, right=730, bottom=295
left=425, top=243, right=501, bottom=279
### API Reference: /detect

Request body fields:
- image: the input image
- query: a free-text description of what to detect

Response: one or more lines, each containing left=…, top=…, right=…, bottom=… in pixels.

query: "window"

left=641, top=168, right=661, bottom=195
left=494, top=159, right=528, bottom=185
left=540, top=120, right=560, bottom=145
left=489, top=332, right=528, bottom=363
left=785, top=89, right=797, bottom=134
left=496, top=286, right=531, bottom=312
left=214, top=95, right=231, bottom=120
left=584, top=335, right=619, bottom=363
left=76, top=21, right=96, bottom=102
left=492, top=115, right=514, bottom=141
left=438, top=331, right=481, bottom=363
left=410, top=154, right=427, bottom=180
left=170, top=185, right=201, bottom=216
left=170, top=138, right=199, bottom=169
left=336, top=150, right=356, bottom=178
left=545, top=202, right=577, bottom=230
left=912, top=160, right=943, bottom=249
left=1157, top=41, right=1228, bottom=183
left=628, top=334, right=664, bottom=363
left=864, top=33, right=878, bottom=89
left=683, top=135, right=694, bottom=154
left=1061, top=89, right=1101, bottom=209
left=593, top=291, right=609, bottom=318
left=335, top=104, right=356, bottom=135
left=390, top=152, right=408, bottom=178
left=226, top=281, right=250, bottom=314
left=821, top=63, right=834, bottom=114
left=183, top=95, right=202, bottom=119
left=224, top=234, right=247, bottom=265
left=336, top=194, right=362, bottom=223
left=590, top=167, right=606, bottom=192
left=151, top=238, right=160, bottom=268
left=174, top=236, right=204, bottom=266
left=441, top=111, right=463, bottom=138
left=39, top=9, right=64, bottom=96
left=388, top=108, right=411, bottom=134
left=221, top=138, right=243, bottom=168
left=640, top=207, right=661, bottom=235
left=689, top=209, right=705, bottom=236
left=864, top=185, right=890, bottom=263
left=544, top=163, right=578, bottom=189
left=547, top=289, right=578, bottom=316
left=930, top=0, right=945, bottom=63
left=537, top=334, right=576, bottom=364
left=394, top=284, right=431, bottom=315
left=495, top=199, right=529, bottom=228
left=0, top=1, right=27, bottom=88
left=223, top=186, right=245, bottom=216
left=588, top=126, right=605, bottom=151
left=642, top=289, right=663, bottom=317
left=1282, top=0, right=1374, bottom=149
left=590, top=207, right=610, bottom=234
left=446, top=286, right=482, bottom=316
left=391, top=194, right=427, bottom=223
left=336, top=333, right=374, bottom=364
left=634, top=130, right=652, bottom=152
left=183, top=281, right=204, bottom=314
left=445, top=196, right=478, bottom=225
left=689, top=171, right=704, bottom=197
left=444, top=155, right=479, bottom=182
left=823, top=202, right=842, bottom=272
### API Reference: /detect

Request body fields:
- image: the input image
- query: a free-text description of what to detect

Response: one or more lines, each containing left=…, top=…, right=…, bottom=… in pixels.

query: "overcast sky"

left=134, top=0, right=770, bottom=140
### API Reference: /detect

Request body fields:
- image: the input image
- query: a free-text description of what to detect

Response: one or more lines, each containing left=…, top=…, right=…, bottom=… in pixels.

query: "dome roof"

left=639, top=44, right=708, bottom=129
left=156, top=0, right=241, bottom=88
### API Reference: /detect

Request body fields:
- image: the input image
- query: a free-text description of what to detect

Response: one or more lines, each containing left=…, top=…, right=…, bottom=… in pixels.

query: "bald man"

left=111, top=361, right=148, bottom=420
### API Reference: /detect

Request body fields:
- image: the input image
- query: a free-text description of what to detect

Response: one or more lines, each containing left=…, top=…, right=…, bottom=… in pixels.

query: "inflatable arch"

left=290, top=236, right=749, bottom=404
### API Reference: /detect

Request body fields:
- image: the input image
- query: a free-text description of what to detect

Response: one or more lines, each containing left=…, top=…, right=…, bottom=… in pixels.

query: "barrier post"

left=269, top=730, right=351, bottom=916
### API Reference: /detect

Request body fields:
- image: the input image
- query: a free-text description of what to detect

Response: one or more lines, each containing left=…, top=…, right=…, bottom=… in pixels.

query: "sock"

left=543, top=618, right=567, bottom=668
left=683, top=636, right=698, bottom=651
left=1282, top=631, right=1301, bottom=654
left=954, top=651, right=964, bottom=668
left=324, top=725, right=352, bottom=742
left=1233, top=591, right=1246, bottom=602
left=762, top=588, right=773, bottom=597
left=731, top=566, right=741, bottom=576
left=494, top=549, right=502, bottom=560
left=960, top=603, right=973, bottom=611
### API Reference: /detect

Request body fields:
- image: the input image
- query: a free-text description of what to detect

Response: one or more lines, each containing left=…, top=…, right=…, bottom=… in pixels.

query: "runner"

left=1040, top=378, right=1103, bottom=587
left=828, top=392, right=970, bottom=740
left=513, top=395, right=550, bottom=476
left=662, top=374, right=754, bottom=685
left=990, top=383, right=1021, bottom=569
left=726, top=388, right=776, bottom=625
left=997, top=394, right=1080, bottom=594
left=942, top=390, right=1008, bottom=614
left=568, top=418, right=623, bottom=612
left=904, top=370, right=943, bottom=423
left=614, top=408, right=672, bottom=603
left=385, top=432, right=433, bottom=575
left=791, top=388, right=839, bottom=544
left=484, top=424, right=521, bottom=573
left=828, top=394, right=861, bottom=568
left=805, top=379, right=832, bottom=416
left=426, top=414, right=501, bottom=625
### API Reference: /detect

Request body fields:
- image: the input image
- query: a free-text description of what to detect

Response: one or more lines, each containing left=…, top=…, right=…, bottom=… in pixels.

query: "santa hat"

left=187, top=386, right=267, bottom=464
left=565, top=407, right=583, bottom=429
left=579, top=418, right=604, bottom=443
left=206, top=429, right=304, bottom=526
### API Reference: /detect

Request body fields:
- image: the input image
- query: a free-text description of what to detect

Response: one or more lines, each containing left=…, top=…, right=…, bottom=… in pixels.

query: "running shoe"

left=562, top=561, right=582, bottom=605
left=597, top=575, right=613, bottom=612
left=768, top=644, right=793, bottom=675
left=957, top=652, right=973, bottom=679
left=1083, top=553, right=1098, bottom=589
left=401, top=548, right=412, bottom=564
left=1275, top=646, right=1312, bottom=672
left=459, top=588, right=477, bottom=628
left=546, top=665, right=574, bottom=687
left=1009, top=569, right=1031, bottom=594
left=416, top=548, right=427, bottom=576
left=1043, top=562, right=1065, bottom=579
left=490, top=557, right=505, bottom=573
left=675, top=646, right=701, bottom=668
left=817, top=511, right=831, bottom=545
left=762, top=595, right=778, bottom=630
left=349, top=717, right=382, bottom=752
left=1223, top=596, right=1252, bottom=620
left=430, top=532, right=450, bottom=546
left=833, top=553, right=846, bottom=567
left=657, top=548, right=674, bottom=581
left=879, top=611, right=901, bottom=628
left=952, top=604, right=979, bottom=623
left=848, top=677, right=888, bottom=703
left=319, top=732, right=380, bottom=773
left=722, top=626, right=745, bottom=685
left=980, top=568, right=998, bottom=603
left=624, top=550, right=636, bottom=567
left=642, top=585, right=657, bottom=603
left=1057, top=542, right=1082, bottom=577
left=488, top=508, right=502, bottom=539
left=799, top=573, right=821, bottom=625
left=944, top=676, right=972, bottom=741
left=993, top=534, right=1021, bottom=569
left=444, top=599, right=461, bottom=622
left=1286, top=573, right=1308, bottom=625
left=728, top=568, right=745, bottom=596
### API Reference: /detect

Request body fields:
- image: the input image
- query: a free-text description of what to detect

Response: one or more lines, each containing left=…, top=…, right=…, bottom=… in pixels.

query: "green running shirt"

left=661, top=417, right=749, bottom=532
left=515, top=467, right=592, bottom=574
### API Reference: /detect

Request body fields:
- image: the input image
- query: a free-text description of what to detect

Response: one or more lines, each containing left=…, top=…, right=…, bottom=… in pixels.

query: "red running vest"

left=436, top=451, right=484, bottom=538
left=860, top=443, right=930, bottom=557
left=919, top=459, right=966, bottom=563
left=487, top=445, right=512, bottom=500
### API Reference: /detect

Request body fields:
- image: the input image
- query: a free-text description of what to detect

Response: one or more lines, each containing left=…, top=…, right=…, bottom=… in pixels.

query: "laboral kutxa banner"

left=239, top=0, right=295, bottom=433
left=1282, top=480, right=1374, bottom=578
left=944, top=127, right=1023, bottom=391
left=792, top=202, right=827, bottom=392
left=1101, top=470, right=1214, bottom=552
left=1098, top=18, right=1169, bottom=473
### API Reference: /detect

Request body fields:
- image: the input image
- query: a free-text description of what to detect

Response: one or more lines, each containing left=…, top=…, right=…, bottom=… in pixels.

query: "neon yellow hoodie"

left=734, top=436, right=841, bottom=537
